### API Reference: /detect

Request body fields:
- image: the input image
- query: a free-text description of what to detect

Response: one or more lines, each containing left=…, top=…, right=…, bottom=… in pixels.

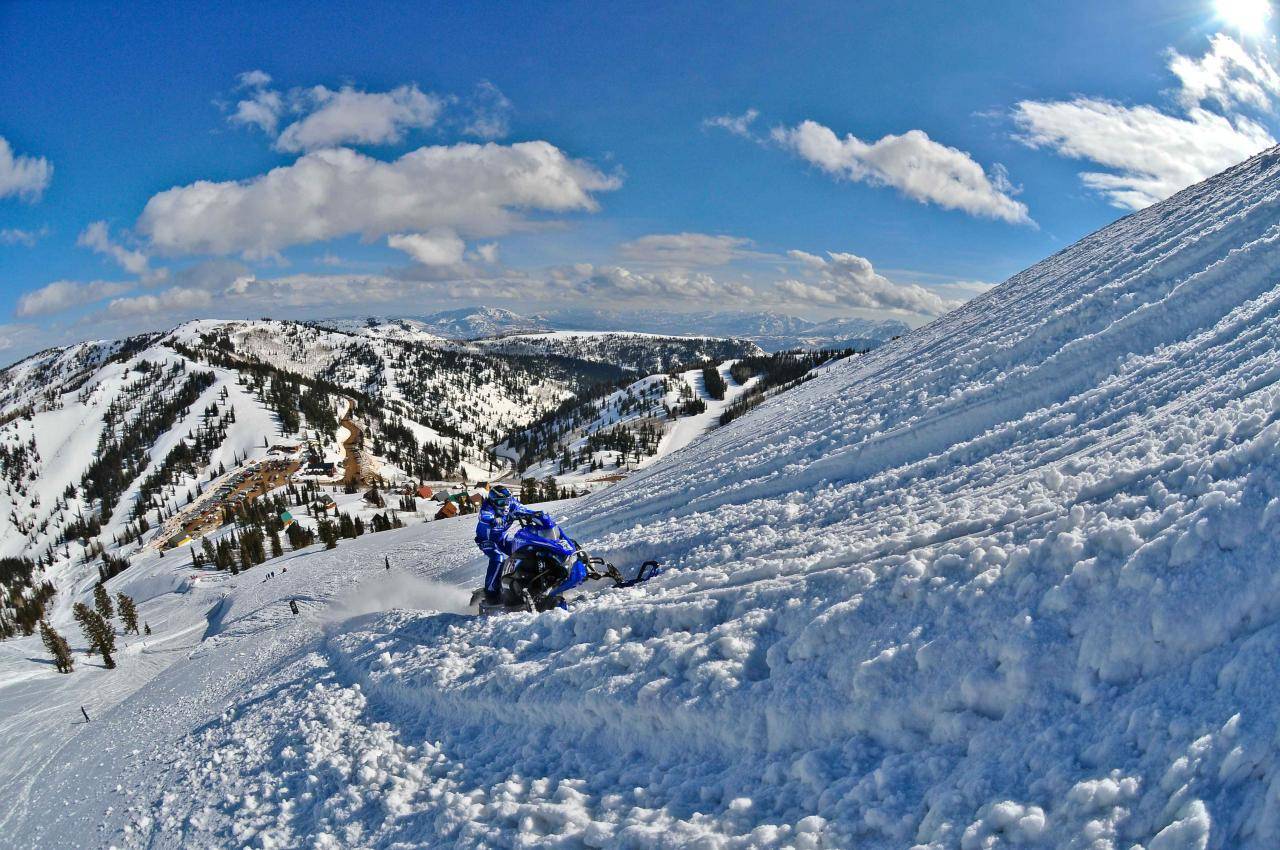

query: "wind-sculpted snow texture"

left=320, top=146, right=1280, bottom=848
left=17, top=147, right=1280, bottom=848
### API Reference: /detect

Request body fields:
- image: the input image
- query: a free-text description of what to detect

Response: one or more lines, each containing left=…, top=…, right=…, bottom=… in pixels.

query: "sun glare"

left=1216, top=0, right=1274, bottom=35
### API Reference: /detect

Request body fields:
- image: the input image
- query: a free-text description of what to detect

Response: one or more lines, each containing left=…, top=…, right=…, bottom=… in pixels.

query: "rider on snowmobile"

left=475, top=484, right=545, bottom=603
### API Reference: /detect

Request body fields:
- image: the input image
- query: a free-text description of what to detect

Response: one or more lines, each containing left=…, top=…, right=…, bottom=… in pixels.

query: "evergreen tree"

left=93, top=583, right=114, bottom=620
left=269, top=527, right=283, bottom=559
left=144, top=622, right=152, bottom=635
left=39, top=620, right=74, bottom=673
left=72, top=602, right=116, bottom=669
left=319, top=518, right=339, bottom=550
left=116, top=593, right=140, bottom=634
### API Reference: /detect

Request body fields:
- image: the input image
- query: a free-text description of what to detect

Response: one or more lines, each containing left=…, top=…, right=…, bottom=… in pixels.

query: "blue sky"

left=2, top=0, right=1279, bottom=362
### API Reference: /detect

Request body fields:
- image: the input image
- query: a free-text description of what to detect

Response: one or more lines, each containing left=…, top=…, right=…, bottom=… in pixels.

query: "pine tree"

left=93, top=583, right=114, bottom=620
left=269, top=527, right=283, bottom=559
left=144, top=622, right=152, bottom=635
left=116, top=593, right=140, bottom=634
left=319, top=518, right=338, bottom=550
left=72, top=602, right=116, bottom=669
left=39, top=620, right=74, bottom=673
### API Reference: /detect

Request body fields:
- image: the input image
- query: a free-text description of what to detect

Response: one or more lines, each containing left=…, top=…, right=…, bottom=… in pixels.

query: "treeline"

left=720, top=348, right=861, bottom=426
left=187, top=480, right=405, bottom=572
left=132, top=391, right=236, bottom=522
left=518, top=476, right=582, bottom=504
left=80, top=364, right=216, bottom=525
left=507, top=378, right=671, bottom=472
left=0, top=556, right=55, bottom=638
left=701, top=364, right=727, bottom=400
left=40, top=585, right=146, bottom=673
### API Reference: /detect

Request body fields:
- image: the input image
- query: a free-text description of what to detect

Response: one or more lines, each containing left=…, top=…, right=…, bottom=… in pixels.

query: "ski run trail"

left=14, top=147, right=1280, bottom=848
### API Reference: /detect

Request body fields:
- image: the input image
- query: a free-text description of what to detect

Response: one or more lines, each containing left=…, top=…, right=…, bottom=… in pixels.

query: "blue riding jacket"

left=475, top=496, right=540, bottom=593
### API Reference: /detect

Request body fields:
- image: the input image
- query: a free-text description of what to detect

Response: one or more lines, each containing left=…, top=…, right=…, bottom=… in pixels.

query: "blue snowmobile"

left=470, top=511, right=662, bottom=614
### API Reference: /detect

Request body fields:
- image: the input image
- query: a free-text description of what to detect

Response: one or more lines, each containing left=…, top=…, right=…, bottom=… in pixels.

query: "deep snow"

left=9, top=146, right=1280, bottom=847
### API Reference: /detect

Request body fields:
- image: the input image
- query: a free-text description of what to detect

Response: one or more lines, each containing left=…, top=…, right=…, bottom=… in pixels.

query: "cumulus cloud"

left=103, top=287, right=212, bottom=318
left=550, top=263, right=755, bottom=301
left=388, top=228, right=467, bottom=266
left=227, top=72, right=448, bottom=151
left=778, top=251, right=960, bottom=317
left=77, top=221, right=166, bottom=282
left=619, top=232, right=762, bottom=266
left=16, top=279, right=135, bottom=317
left=702, top=108, right=760, bottom=139
left=275, top=84, right=447, bottom=152
left=772, top=121, right=1031, bottom=224
left=462, top=81, right=513, bottom=140
left=1014, top=34, right=1278, bottom=210
left=0, top=136, right=53, bottom=202
left=0, top=226, right=47, bottom=247
left=230, top=87, right=285, bottom=135
left=137, top=141, right=620, bottom=258
left=236, top=69, right=273, bottom=90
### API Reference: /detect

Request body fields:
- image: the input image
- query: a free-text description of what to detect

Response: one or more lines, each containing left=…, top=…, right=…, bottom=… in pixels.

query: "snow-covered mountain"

left=543, top=306, right=911, bottom=350
left=472, top=329, right=763, bottom=374
left=12, top=147, right=1280, bottom=847
left=416, top=305, right=553, bottom=339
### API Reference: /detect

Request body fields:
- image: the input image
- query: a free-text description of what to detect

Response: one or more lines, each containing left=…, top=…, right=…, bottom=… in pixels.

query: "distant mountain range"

left=321, top=306, right=910, bottom=351
left=539, top=309, right=910, bottom=352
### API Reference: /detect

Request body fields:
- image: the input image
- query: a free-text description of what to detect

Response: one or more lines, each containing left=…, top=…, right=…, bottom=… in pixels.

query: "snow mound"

left=319, top=146, right=1280, bottom=847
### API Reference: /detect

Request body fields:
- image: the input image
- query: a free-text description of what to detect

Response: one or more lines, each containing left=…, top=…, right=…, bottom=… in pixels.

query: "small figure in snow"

left=474, top=485, right=545, bottom=604
left=80, top=706, right=90, bottom=723
left=385, top=555, right=390, bottom=571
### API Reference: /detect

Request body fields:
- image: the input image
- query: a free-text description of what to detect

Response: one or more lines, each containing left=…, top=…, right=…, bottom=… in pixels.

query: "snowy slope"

left=12, top=147, right=1280, bottom=848
left=515, top=359, right=761, bottom=487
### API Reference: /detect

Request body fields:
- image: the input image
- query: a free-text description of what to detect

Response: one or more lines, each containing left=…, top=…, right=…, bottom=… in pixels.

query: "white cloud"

left=77, top=221, right=166, bottom=282
left=221, top=272, right=445, bottom=308
left=462, top=81, right=513, bottom=140
left=1013, top=98, right=1274, bottom=210
left=138, top=141, right=620, bottom=258
left=472, top=242, right=500, bottom=264
left=274, top=84, right=447, bottom=152
left=551, top=263, right=755, bottom=301
left=0, top=226, right=47, bottom=247
left=230, top=87, right=285, bottom=135
left=1169, top=33, right=1280, bottom=112
left=0, top=322, right=43, bottom=358
left=772, top=121, right=1032, bottom=224
left=236, top=69, right=273, bottom=90
left=388, top=228, right=467, bottom=266
left=703, top=108, right=760, bottom=139
left=16, top=279, right=135, bottom=317
left=1014, top=34, right=1279, bottom=211
left=777, top=251, right=960, bottom=317
left=0, top=136, right=53, bottom=202
left=619, top=233, right=762, bottom=266
left=103, top=287, right=212, bottom=318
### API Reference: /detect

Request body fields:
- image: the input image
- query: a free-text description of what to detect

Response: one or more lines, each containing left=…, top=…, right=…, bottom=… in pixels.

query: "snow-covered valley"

left=9, top=143, right=1280, bottom=848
